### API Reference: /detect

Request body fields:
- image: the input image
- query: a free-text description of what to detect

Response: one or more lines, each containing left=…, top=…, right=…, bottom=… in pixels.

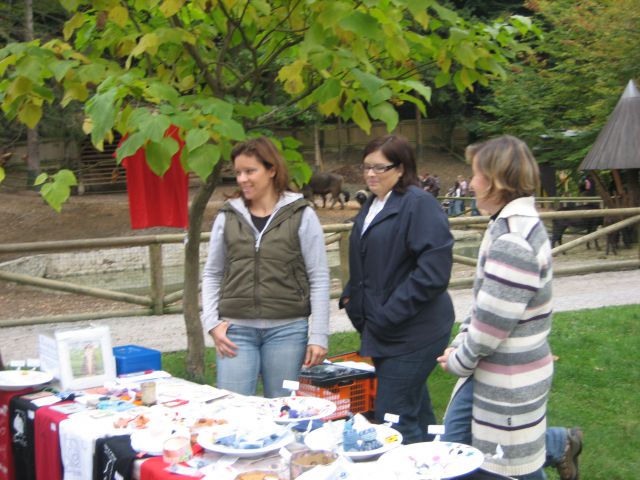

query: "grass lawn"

left=162, top=303, right=640, bottom=479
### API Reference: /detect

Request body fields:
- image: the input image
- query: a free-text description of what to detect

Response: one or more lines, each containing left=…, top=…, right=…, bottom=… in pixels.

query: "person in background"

left=457, top=174, right=469, bottom=215
left=468, top=180, right=480, bottom=216
left=447, top=180, right=461, bottom=216
left=438, top=135, right=582, bottom=480
left=340, top=134, right=455, bottom=444
left=201, top=137, right=330, bottom=398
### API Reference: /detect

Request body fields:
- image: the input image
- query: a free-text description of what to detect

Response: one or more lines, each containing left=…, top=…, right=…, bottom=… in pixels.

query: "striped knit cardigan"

left=446, top=196, right=554, bottom=477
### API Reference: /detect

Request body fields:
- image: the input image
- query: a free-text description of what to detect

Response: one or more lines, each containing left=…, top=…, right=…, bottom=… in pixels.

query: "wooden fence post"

left=148, top=244, right=164, bottom=315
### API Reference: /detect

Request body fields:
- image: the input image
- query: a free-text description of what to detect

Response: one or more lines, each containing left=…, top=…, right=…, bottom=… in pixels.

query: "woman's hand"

left=304, top=345, right=327, bottom=368
left=209, top=322, right=238, bottom=358
left=437, top=347, right=455, bottom=372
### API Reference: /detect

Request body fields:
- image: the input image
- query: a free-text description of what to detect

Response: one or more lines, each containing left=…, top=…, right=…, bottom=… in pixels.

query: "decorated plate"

left=305, top=423, right=402, bottom=461
left=267, top=396, right=336, bottom=423
left=0, top=370, right=53, bottom=391
left=378, top=441, right=484, bottom=479
left=197, top=428, right=294, bottom=458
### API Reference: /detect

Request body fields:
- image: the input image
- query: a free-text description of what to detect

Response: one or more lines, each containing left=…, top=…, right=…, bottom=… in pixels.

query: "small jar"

left=141, top=381, right=157, bottom=406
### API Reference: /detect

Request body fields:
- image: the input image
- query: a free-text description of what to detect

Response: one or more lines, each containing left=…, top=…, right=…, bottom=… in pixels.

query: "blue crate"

left=112, top=345, right=161, bottom=375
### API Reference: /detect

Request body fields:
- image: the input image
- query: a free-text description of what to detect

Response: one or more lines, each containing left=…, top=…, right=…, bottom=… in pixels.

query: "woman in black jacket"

left=340, top=135, right=455, bottom=444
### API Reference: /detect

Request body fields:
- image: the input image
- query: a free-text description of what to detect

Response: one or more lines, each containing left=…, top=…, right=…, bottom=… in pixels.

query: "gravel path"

left=2, top=269, right=639, bottom=364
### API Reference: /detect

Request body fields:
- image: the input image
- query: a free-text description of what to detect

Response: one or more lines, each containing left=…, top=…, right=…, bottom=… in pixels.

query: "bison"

left=302, top=172, right=350, bottom=209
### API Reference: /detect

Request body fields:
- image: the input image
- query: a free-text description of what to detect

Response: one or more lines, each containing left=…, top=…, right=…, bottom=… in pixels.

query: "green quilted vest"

left=218, top=198, right=311, bottom=319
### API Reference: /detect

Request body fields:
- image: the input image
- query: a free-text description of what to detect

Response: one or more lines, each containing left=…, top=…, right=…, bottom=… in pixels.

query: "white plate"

left=0, top=370, right=53, bottom=391
left=268, top=396, right=336, bottom=423
left=378, top=441, right=484, bottom=479
left=197, top=430, right=294, bottom=458
left=305, top=423, right=402, bottom=461
left=130, top=426, right=189, bottom=456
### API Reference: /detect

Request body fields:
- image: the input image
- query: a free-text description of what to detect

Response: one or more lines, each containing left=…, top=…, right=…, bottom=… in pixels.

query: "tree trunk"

left=183, top=163, right=223, bottom=381
left=314, top=124, right=323, bottom=172
left=415, top=104, right=423, bottom=161
left=25, top=0, right=40, bottom=188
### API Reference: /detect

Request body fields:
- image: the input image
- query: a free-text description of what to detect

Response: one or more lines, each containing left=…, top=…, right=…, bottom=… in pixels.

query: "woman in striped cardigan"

left=438, top=136, right=582, bottom=480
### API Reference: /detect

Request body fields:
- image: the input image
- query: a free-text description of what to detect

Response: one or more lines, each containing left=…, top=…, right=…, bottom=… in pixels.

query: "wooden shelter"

left=580, top=80, right=640, bottom=208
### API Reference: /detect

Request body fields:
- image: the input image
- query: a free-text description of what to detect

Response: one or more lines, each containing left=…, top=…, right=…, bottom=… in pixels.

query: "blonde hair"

left=466, top=135, right=540, bottom=205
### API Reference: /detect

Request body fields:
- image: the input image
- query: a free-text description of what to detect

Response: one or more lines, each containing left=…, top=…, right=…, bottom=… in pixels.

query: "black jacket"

left=341, top=186, right=455, bottom=357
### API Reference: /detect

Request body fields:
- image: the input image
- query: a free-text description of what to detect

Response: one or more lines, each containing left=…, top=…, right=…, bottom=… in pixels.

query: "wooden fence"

left=1, top=206, right=639, bottom=328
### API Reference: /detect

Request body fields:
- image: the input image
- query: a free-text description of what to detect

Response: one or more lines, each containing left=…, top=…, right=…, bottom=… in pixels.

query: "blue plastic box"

left=112, top=345, right=161, bottom=375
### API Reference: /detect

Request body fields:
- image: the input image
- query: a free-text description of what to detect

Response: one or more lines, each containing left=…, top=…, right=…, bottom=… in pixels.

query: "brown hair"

left=230, top=137, right=290, bottom=198
left=362, top=134, right=420, bottom=193
left=466, top=135, right=540, bottom=205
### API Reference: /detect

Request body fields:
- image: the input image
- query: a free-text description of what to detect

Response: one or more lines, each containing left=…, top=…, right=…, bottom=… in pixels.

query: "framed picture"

left=39, top=326, right=116, bottom=390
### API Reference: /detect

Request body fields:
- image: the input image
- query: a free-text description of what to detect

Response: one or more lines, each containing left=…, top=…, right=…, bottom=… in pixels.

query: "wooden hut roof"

left=579, top=80, right=640, bottom=170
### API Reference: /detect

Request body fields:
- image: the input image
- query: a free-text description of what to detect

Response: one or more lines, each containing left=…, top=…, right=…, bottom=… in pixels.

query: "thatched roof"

left=580, top=80, right=640, bottom=170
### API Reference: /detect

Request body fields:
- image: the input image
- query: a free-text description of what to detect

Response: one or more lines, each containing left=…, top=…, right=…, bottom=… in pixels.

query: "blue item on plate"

left=292, top=419, right=324, bottom=432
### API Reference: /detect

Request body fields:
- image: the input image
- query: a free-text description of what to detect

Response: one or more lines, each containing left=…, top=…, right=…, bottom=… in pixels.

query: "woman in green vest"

left=201, top=137, right=330, bottom=397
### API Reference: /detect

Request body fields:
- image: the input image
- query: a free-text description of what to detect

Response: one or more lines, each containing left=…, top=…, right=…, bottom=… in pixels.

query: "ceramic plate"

left=0, top=370, right=53, bottom=391
left=197, top=430, right=294, bottom=458
left=268, top=396, right=336, bottom=423
left=130, top=426, right=187, bottom=456
left=378, top=441, right=484, bottom=479
left=305, top=423, right=402, bottom=461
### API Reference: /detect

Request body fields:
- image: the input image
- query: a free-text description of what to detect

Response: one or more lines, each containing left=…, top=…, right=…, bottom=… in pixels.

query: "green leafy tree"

left=473, top=0, right=640, bottom=169
left=0, top=0, right=535, bottom=377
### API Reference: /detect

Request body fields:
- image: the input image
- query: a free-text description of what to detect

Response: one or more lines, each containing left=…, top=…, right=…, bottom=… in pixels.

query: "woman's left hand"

left=304, top=345, right=327, bottom=368
left=437, top=347, right=456, bottom=372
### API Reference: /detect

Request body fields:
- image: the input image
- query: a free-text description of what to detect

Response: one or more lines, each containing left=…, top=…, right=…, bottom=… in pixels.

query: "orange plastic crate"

left=297, top=352, right=377, bottom=420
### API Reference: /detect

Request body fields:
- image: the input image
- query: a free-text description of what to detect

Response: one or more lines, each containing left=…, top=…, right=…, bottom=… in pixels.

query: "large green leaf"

left=314, top=78, right=341, bottom=103
left=338, top=12, right=379, bottom=38
left=185, top=128, right=210, bottom=153
left=39, top=170, right=77, bottom=213
left=399, top=80, right=432, bottom=102
left=115, top=132, right=146, bottom=163
left=213, top=119, right=245, bottom=141
left=145, top=137, right=179, bottom=176
left=369, top=101, right=398, bottom=132
left=18, top=102, right=42, bottom=129
left=145, top=81, right=179, bottom=104
left=350, top=69, right=385, bottom=94
left=86, top=89, right=117, bottom=146
left=351, top=101, right=371, bottom=134
left=139, top=114, right=172, bottom=143
left=49, top=60, right=79, bottom=82
left=186, top=143, right=220, bottom=180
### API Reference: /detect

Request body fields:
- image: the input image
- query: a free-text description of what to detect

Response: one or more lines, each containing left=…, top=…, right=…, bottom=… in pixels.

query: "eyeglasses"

left=361, top=163, right=397, bottom=174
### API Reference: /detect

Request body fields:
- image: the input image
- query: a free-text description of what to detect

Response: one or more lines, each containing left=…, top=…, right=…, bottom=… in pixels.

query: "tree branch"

left=170, top=16, right=220, bottom=96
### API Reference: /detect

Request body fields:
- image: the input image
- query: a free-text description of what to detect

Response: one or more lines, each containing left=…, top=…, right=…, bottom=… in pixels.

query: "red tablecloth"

left=34, top=402, right=71, bottom=480
left=0, top=388, right=33, bottom=480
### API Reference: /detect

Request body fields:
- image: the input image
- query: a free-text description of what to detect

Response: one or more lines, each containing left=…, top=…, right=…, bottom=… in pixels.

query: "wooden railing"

left=1, top=207, right=639, bottom=328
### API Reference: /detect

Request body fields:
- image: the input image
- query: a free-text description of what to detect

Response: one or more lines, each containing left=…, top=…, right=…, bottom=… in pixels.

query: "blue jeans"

left=443, top=377, right=567, bottom=480
left=216, top=320, right=308, bottom=398
left=372, top=335, right=450, bottom=445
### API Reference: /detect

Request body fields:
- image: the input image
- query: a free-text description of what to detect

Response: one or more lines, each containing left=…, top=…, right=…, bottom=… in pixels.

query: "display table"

left=1, top=373, right=429, bottom=480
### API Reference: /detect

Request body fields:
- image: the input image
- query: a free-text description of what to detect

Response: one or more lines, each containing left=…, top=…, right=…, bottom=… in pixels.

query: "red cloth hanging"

left=121, top=126, right=189, bottom=229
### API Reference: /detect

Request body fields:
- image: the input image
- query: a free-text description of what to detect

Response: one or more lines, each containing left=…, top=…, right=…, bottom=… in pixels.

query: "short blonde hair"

left=466, top=135, right=540, bottom=205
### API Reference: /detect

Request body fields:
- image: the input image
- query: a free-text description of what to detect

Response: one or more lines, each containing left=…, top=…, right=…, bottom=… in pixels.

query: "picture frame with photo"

left=39, top=325, right=116, bottom=390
